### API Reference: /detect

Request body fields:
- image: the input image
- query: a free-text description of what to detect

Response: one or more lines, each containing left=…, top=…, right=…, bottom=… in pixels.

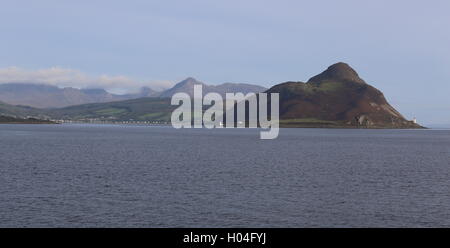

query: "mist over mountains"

left=0, top=83, right=159, bottom=108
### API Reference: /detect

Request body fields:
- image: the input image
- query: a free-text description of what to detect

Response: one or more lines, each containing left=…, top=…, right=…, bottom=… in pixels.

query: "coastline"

left=0, top=116, right=56, bottom=124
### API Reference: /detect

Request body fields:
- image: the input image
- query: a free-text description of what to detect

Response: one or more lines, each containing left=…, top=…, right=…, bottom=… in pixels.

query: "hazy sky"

left=0, top=0, right=449, bottom=125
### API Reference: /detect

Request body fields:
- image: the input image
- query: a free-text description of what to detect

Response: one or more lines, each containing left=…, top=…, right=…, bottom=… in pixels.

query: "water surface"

left=0, top=124, right=449, bottom=227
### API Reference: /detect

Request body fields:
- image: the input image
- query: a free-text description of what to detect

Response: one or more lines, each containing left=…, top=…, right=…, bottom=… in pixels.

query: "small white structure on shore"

left=413, top=117, right=417, bottom=124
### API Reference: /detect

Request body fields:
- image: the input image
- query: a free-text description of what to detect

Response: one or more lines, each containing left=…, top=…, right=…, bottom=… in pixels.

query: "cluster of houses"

left=53, top=119, right=169, bottom=125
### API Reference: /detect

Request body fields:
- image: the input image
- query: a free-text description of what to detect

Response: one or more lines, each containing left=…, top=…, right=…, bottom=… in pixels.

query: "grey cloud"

left=0, top=67, right=175, bottom=93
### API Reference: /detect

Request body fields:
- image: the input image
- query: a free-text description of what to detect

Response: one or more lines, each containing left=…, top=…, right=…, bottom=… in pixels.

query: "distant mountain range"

left=0, top=64, right=423, bottom=128
left=0, top=79, right=266, bottom=108
left=158, top=77, right=267, bottom=98
left=0, top=83, right=159, bottom=108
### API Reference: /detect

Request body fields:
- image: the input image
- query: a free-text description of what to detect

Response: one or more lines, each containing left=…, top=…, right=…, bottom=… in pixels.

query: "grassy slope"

left=48, top=97, right=177, bottom=122
left=0, top=101, right=50, bottom=119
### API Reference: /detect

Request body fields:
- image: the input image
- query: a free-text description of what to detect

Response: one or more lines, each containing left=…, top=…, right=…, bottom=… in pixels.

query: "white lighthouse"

left=413, top=117, right=417, bottom=124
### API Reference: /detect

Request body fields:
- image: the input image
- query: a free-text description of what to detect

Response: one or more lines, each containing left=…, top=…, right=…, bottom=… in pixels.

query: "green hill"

left=0, top=101, right=50, bottom=119
left=47, top=97, right=176, bottom=122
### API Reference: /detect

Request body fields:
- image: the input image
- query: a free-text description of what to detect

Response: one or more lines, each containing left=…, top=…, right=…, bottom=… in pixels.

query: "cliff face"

left=266, top=63, right=422, bottom=128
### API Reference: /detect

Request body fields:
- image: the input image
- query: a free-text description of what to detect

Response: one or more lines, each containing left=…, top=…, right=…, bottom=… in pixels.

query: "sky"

left=0, top=0, right=449, bottom=126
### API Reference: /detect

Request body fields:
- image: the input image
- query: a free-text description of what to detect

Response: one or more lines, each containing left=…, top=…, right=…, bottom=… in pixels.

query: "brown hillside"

left=265, top=63, right=422, bottom=128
